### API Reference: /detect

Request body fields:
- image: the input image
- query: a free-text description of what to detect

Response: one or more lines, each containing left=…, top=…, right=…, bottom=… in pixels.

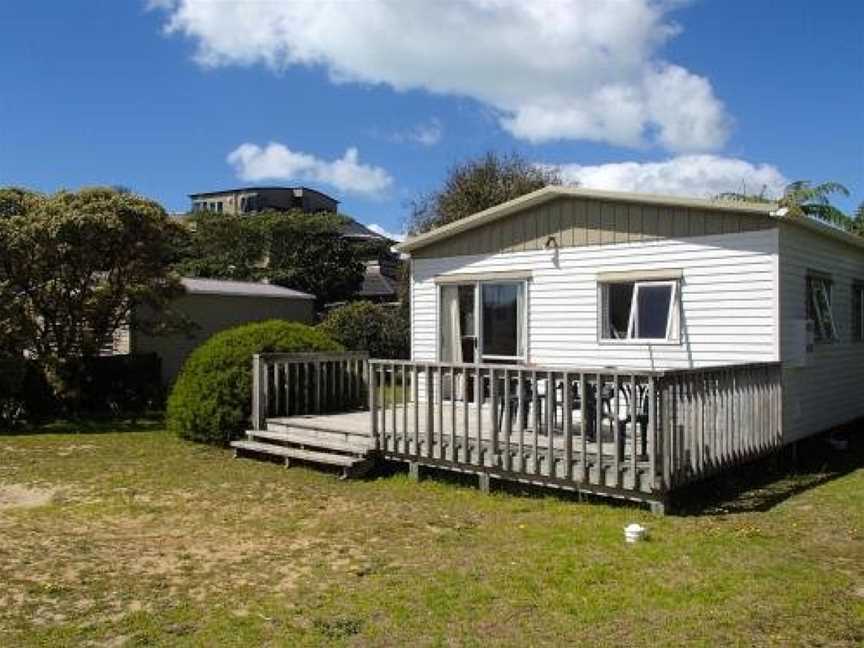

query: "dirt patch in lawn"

left=0, top=484, right=59, bottom=511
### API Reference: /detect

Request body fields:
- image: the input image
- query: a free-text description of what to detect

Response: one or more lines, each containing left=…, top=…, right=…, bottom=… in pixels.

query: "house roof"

left=395, top=186, right=779, bottom=254
left=188, top=186, right=339, bottom=204
left=180, top=277, right=315, bottom=300
left=357, top=262, right=400, bottom=298
left=340, top=219, right=391, bottom=241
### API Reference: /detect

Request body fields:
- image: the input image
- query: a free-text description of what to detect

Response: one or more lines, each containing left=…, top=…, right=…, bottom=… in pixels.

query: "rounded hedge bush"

left=166, top=320, right=342, bottom=444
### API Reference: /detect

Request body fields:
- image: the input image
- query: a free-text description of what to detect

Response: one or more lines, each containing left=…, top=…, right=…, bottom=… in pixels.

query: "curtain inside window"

left=440, top=285, right=463, bottom=363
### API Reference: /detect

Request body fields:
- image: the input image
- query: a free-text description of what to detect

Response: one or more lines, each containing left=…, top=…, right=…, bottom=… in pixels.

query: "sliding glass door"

left=439, top=280, right=526, bottom=365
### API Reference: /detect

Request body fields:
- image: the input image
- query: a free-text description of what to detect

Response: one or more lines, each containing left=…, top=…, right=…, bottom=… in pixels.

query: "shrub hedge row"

left=0, top=353, right=162, bottom=431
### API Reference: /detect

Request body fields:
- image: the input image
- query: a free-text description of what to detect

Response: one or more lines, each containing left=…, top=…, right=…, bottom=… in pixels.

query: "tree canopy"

left=407, top=151, right=563, bottom=235
left=175, top=210, right=365, bottom=308
left=717, top=180, right=856, bottom=232
left=0, top=186, right=185, bottom=399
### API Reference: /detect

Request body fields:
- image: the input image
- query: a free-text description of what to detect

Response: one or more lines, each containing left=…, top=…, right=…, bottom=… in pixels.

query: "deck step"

left=231, top=439, right=366, bottom=468
left=266, top=417, right=373, bottom=440
left=247, top=428, right=373, bottom=455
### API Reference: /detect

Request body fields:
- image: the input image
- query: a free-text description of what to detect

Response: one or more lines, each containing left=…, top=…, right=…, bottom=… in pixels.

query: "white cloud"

left=549, top=155, right=788, bottom=199
left=154, top=1, right=731, bottom=152
left=227, top=143, right=393, bottom=198
left=366, top=224, right=406, bottom=242
left=390, top=118, right=443, bottom=146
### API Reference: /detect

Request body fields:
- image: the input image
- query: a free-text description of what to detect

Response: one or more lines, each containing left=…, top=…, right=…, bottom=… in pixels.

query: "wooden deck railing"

left=251, top=353, right=783, bottom=499
left=251, top=352, right=369, bottom=430
left=368, top=359, right=783, bottom=496
left=657, top=362, right=783, bottom=488
left=368, top=359, right=661, bottom=493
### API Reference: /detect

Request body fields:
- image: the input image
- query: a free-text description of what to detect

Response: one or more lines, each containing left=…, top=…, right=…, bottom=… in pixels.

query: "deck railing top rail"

left=368, top=358, right=664, bottom=376
left=368, top=358, right=781, bottom=378
left=257, top=351, right=369, bottom=362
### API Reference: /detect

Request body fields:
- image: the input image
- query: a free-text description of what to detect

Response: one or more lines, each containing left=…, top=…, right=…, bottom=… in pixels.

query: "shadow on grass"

left=372, top=421, right=863, bottom=517
left=374, top=458, right=644, bottom=511
left=674, top=421, right=864, bottom=516
left=1, top=413, right=166, bottom=436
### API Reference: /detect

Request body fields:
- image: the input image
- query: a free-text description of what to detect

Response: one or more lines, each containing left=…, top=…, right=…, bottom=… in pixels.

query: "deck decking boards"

left=271, top=404, right=655, bottom=493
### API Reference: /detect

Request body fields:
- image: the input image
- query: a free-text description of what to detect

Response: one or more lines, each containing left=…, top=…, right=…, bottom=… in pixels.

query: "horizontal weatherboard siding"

left=411, top=228, right=780, bottom=372
left=779, top=222, right=864, bottom=442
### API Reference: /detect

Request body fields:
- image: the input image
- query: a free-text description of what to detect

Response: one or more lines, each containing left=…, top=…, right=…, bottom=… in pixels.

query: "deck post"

left=478, top=472, right=491, bottom=494
left=649, top=497, right=669, bottom=516
left=408, top=461, right=423, bottom=482
left=252, top=354, right=265, bottom=431
left=369, top=360, right=378, bottom=449
left=425, top=367, right=434, bottom=459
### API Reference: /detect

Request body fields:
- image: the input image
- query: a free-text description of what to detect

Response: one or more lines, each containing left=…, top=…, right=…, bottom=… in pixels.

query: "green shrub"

left=319, top=301, right=409, bottom=359
left=0, top=358, right=57, bottom=431
left=166, top=320, right=342, bottom=444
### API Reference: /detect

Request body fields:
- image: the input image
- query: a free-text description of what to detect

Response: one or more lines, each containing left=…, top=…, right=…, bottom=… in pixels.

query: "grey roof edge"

left=395, top=185, right=780, bottom=254
left=188, top=186, right=339, bottom=203
left=180, top=277, right=316, bottom=300
left=771, top=211, right=864, bottom=251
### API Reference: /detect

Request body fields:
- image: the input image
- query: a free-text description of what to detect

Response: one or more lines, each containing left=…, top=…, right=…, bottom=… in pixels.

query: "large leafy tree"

left=407, top=151, right=564, bottom=235
left=176, top=210, right=365, bottom=308
left=174, top=212, right=268, bottom=281
left=0, top=187, right=186, bottom=400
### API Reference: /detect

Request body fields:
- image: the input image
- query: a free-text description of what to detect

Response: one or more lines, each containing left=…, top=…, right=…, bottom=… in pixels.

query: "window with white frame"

left=807, top=274, right=837, bottom=342
left=439, top=280, right=526, bottom=364
left=853, top=283, right=864, bottom=342
left=600, top=279, right=679, bottom=342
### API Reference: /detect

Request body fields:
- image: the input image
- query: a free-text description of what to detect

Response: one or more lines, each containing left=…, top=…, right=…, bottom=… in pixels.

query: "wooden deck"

left=270, top=402, right=655, bottom=494
left=244, top=352, right=785, bottom=512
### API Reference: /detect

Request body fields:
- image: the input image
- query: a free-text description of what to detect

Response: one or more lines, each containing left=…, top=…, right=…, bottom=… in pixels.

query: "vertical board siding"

left=413, top=228, right=780, bottom=375
left=779, top=223, right=864, bottom=442
left=413, top=197, right=773, bottom=259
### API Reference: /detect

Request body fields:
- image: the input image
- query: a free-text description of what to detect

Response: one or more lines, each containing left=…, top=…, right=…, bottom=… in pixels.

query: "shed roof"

left=180, top=277, right=315, bottom=300
left=395, top=186, right=864, bottom=256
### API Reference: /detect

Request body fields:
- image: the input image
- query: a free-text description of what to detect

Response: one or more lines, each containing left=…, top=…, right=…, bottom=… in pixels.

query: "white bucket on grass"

left=624, top=523, right=647, bottom=543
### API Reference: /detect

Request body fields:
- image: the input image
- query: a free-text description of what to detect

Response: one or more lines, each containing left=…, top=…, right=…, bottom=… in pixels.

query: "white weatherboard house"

left=236, top=186, right=864, bottom=513
left=401, top=186, right=864, bottom=445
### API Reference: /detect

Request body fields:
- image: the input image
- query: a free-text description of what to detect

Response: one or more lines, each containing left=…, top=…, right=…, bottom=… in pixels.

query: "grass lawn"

left=1, top=421, right=862, bottom=647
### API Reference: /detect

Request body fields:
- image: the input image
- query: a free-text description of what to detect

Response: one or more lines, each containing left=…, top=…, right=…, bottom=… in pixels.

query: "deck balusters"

left=253, top=355, right=782, bottom=502
left=503, top=370, right=512, bottom=472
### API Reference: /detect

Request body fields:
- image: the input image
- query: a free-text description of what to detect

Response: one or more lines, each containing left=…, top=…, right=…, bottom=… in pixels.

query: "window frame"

left=598, top=278, right=680, bottom=345
left=438, top=279, right=528, bottom=364
left=807, top=273, right=837, bottom=343
left=852, top=282, right=864, bottom=343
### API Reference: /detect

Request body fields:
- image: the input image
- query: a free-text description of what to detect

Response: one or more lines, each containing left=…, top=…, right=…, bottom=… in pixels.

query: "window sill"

left=598, top=338, right=682, bottom=347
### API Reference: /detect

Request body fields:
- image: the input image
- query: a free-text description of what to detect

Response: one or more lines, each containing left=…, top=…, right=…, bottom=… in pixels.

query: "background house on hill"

left=186, top=186, right=401, bottom=303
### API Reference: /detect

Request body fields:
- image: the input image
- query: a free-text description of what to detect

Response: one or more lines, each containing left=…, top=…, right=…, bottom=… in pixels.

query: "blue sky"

left=0, top=1, right=861, bottom=238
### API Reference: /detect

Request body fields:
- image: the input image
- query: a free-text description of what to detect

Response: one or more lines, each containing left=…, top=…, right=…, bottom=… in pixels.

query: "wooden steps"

left=230, top=420, right=376, bottom=479
left=249, top=428, right=373, bottom=455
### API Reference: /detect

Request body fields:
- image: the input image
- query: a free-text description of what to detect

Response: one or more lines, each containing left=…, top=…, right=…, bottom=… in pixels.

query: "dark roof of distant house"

left=187, top=186, right=339, bottom=204
left=340, top=219, right=392, bottom=241
left=356, top=262, right=400, bottom=298
left=181, top=277, right=315, bottom=300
